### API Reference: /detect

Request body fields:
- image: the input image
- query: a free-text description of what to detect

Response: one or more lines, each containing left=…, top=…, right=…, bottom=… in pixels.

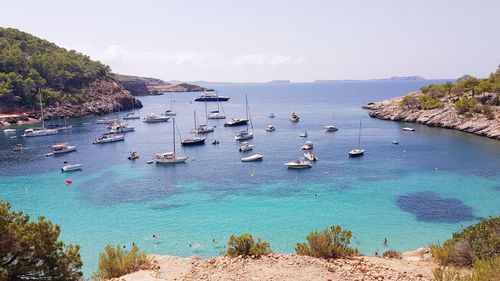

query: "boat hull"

left=181, top=139, right=206, bottom=146
left=224, top=119, right=249, bottom=127
left=241, top=154, right=263, bottom=162
left=194, top=97, right=230, bottom=102
left=61, top=164, right=82, bottom=172
left=154, top=157, right=188, bottom=164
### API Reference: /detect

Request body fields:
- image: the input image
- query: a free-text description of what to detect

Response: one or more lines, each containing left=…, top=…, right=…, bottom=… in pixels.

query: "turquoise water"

left=0, top=80, right=499, bottom=275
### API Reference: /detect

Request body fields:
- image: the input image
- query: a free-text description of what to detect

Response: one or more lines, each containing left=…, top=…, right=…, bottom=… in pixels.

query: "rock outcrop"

left=114, top=74, right=206, bottom=96
left=25, top=78, right=142, bottom=120
left=363, top=92, right=500, bottom=140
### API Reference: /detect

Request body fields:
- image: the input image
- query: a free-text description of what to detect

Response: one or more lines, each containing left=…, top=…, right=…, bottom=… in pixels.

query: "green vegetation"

left=454, top=97, right=478, bottom=114
left=433, top=257, right=500, bottom=281
left=295, top=225, right=359, bottom=259
left=0, top=27, right=111, bottom=110
left=225, top=233, right=272, bottom=257
left=430, top=217, right=499, bottom=267
left=419, top=94, right=444, bottom=109
left=0, top=200, right=82, bottom=280
left=93, top=244, right=151, bottom=280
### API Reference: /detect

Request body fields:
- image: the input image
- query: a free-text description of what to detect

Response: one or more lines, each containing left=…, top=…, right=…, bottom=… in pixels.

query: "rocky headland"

left=115, top=74, right=206, bottom=96
left=113, top=250, right=436, bottom=281
left=363, top=92, right=500, bottom=140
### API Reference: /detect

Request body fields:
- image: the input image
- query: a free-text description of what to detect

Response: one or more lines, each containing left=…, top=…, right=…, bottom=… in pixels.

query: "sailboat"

left=181, top=111, right=206, bottom=146
left=196, top=99, right=215, bottom=134
left=207, top=94, right=226, bottom=119
left=22, top=89, right=59, bottom=137
left=348, top=121, right=365, bottom=157
left=154, top=118, right=188, bottom=164
left=235, top=94, right=254, bottom=141
left=165, top=93, right=176, bottom=116
left=123, top=97, right=140, bottom=120
left=324, top=112, right=338, bottom=132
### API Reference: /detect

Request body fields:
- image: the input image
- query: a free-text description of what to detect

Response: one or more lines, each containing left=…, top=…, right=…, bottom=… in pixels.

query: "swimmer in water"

left=384, top=238, right=388, bottom=245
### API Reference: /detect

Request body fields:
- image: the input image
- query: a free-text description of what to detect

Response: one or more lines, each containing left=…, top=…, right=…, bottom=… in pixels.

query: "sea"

left=0, top=80, right=499, bottom=275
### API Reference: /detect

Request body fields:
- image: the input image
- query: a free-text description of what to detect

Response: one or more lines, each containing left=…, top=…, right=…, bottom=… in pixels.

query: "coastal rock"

left=115, top=74, right=206, bottom=96
left=364, top=92, right=500, bottom=140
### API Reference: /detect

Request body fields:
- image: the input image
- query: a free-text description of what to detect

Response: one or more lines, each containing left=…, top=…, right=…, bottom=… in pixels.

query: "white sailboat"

left=22, top=89, right=59, bottom=137
left=143, top=113, right=170, bottom=123
left=324, top=112, right=338, bottom=132
left=181, top=111, right=206, bottom=146
left=165, top=93, right=176, bottom=116
left=123, top=97, right=140, bottom=120
left=207, top=93, right=227, bottom=119
left=195, top=100, right=215, bottom=134
left=154, top=118, right=188, bottom=164
left=349, top=121, right=365, bottom=157
left=235, top=94, right=254, bottom=141
left=93, top=132, right=125, bottom=144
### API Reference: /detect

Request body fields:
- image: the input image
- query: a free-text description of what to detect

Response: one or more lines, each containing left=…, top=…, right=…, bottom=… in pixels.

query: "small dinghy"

left=239, top=142, right=254, bottom=152
left=3, top=128, right=16, bottom=133
left=241, top=154, right=263, bottom=162
left=128, top=151, right=140, bottom=160
left=301, top=141, right=314, bottom=150
left=269, top=113, right=276, bottom=118
left=304, top=151, right=317, bottom=161
left=299, top=131, right=308, bottom=137
left=12, top=144, right=25, bottom=152
left=402, top=127, right=415, bottom=132
left=265, top=125, right=276, bottom=132
left=392, top=140, right=399, bottom=145
left=61, top=162, right=82, bottom=172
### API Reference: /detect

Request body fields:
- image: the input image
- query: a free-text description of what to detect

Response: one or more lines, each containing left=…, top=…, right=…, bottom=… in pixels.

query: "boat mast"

left=173, top=118, right=176, bottom=154
left=193, top=110, right=197, bottom=137
left=357, top=121, right=362, bottom=148
left=39, top=88, right=45, bottom=129
left=170, top=93, right=174, bottom=112
left=204, top=98, right=208, bottom=124
left=245, top=94, right=249, bottom=132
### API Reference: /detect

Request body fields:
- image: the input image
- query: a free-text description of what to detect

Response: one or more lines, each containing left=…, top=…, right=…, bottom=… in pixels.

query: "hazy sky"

left=2, top=0, right=500, bottom=82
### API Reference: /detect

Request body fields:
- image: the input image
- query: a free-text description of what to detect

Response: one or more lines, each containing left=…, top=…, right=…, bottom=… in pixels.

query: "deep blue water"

left=0, top=80, right=499, bottom=275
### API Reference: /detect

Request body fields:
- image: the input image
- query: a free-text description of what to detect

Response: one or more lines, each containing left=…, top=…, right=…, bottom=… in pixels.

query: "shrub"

left=226, top=234, right=272, bottom=257
left=430, top=216, right=500, bottom=267
left=0, top=200, right=83, bottom=280
left=295, top=225, right=359, bottom=259
left=93, top=244, right=152, bottom=280
left=400, top=95, right=419, bottom=109
left=419, top=94, right=444, bottom=109
left=455, top=97, right=478, bottom=114
left=482, top=105, right=495, bottom=120
left=433, top=257, right=500, bottom=281
left=382, top=250, right=402, bottom=259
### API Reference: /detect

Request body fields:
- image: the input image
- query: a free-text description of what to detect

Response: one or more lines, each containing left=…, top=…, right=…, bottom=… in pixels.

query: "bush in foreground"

left=295, top=225, right=359, bottom=259
left=0, top=200, right=82, bottom=280
left=93, top=244, right=152, bottom=280
left=382, top=250, right=402, bottom=259
left=433, top=256, right=500, bottom=281
left=429, top=216, right=499, bottom=267
left=225, top=233, right=272, bottom=257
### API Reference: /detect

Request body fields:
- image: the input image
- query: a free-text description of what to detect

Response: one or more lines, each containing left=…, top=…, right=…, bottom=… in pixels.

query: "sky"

left=1, top=0, right=500, bottom=82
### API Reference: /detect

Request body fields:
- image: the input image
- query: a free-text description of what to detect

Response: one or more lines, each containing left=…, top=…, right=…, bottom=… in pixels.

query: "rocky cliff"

left=363, top=92, right=500, bottom=140
left=115, top=74, right=206, bottom=96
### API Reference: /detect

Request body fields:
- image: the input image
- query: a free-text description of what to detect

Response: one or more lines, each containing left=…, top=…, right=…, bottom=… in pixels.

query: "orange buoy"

left=65, top=179, right=72, bottom=185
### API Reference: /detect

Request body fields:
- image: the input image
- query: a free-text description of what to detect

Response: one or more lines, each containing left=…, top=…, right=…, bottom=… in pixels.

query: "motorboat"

left=241, top=154, right=263, bottom=162
left=212, top=139, right=220, bottom=145
left=22, top=127, right=59, bottom=137
left=96, top=118, right=118, bottom=124
left=46, top=143, right=76, bottom=156
left=22, top=89, right=59, bottom=137
left=239, top=142, right=254, bottom=152
left=110, top=122, right=135, bottom=133
left=61, top=162, right=82, bottom=172
left=392, top=140, right=399, bottom=145
left=324, top=125, right=338, bottom=132
left=181, top=111, right=206, bottom=146
left=194, top=90, right=230, bottom=102
left=299, top=131, right=308, bottom=137
left=154, top=118, right=188, bottom=164
left=402, top=127, right=415, bottom=132
left=143, top=114, right=170, bottom=123
left=93, top=132, right=125, bottom=144
left=224, top=118, right=249, bottom=127
left=266, top=125, right=276, bottom=132
left=208, top=111, right=226, bottom=119
left=165, top=93, right=176, bottom=116
left=285, top=158, right=312, bottom=169
left=196, top=124, right=215, bottom=134
left=304, top=151, right=317, bottom=161
left=128, top=151, right=140, bottom=160
left=349, top=121, right=365, bottom=157
left=301, top=141, right=314, bottom=150
left=269, top=113, right=276, bottom=118
left=290, top=112, right=300, bottom=122
left=3, top=128, right=16, bottom=133
left=123, top=112, right=140, bottom=120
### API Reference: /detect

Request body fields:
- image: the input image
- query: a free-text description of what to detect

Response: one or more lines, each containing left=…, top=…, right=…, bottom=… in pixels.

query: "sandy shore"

left=112, top=251, right=436, bottom=281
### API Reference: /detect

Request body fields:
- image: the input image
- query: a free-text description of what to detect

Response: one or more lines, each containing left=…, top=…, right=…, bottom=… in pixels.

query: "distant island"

left=315, top=76, right=425, bottom=83
left=115, top=74, right=206, bottom=96
left=0, top=27, right=142, bottom=122
left=363, top=67, right=500, bottom=140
